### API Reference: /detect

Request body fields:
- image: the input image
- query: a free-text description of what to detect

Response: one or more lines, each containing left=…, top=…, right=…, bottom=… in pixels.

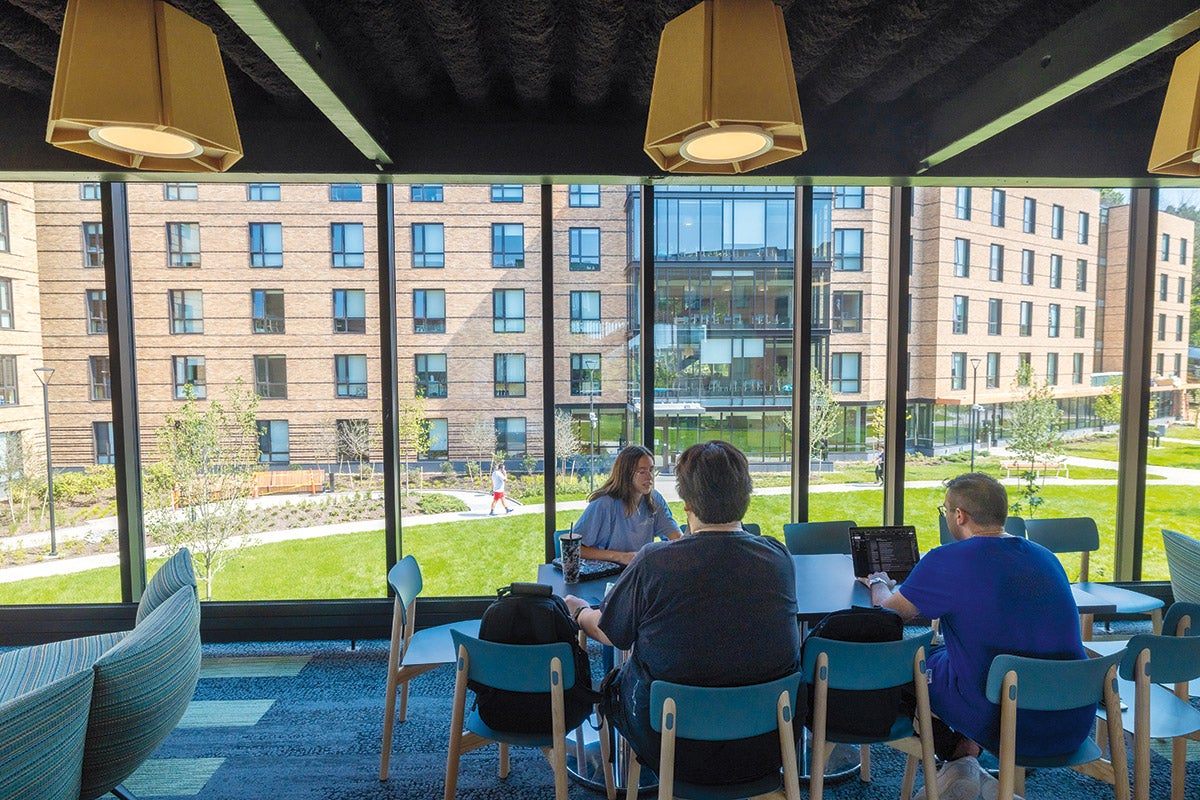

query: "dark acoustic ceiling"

left=3, top=0, right=1200, bottom=182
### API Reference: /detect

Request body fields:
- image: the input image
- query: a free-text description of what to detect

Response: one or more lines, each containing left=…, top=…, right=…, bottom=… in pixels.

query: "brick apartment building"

left=0, top=182, right=1192, bottom=473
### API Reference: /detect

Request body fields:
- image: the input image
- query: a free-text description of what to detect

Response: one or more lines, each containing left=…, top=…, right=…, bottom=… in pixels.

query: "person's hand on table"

left=855, top=571, right=896, bottom=590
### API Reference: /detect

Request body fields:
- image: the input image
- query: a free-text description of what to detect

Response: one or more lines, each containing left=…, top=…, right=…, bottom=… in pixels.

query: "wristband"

left=572, top=606, right=585, bottom=623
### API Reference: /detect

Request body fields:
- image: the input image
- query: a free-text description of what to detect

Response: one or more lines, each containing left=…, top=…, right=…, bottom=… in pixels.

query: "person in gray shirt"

left=566, top=441, right=799, bottom=784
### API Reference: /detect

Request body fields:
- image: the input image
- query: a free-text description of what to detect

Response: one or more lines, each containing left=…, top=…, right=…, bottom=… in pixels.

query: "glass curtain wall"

left=902, top=187, right=1133, bottom=573
left=0, top=183, right=119, bottom=604
left=1144, top=191, right=1198, bottom=579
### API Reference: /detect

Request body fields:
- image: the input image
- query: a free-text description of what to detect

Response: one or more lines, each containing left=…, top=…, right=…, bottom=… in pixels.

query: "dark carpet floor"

left=127, top=622, right=1197, bottom=800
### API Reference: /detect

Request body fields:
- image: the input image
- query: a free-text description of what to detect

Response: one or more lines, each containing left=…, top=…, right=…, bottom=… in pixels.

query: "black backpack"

left=802, top=606, right=905, bottom=739
left=471, top=582, right=600, bottom=734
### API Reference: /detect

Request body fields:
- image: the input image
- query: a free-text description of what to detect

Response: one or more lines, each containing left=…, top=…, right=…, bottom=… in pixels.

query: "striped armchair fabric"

left=0, top=667, right=95, bottom=800
left=81, top=584, right=202, bottom=800
left=0, top=630, right=124, bottom=701
left=137, top=546, right=197, bottom=624
left=1163, top=529, right=1200, bottom=605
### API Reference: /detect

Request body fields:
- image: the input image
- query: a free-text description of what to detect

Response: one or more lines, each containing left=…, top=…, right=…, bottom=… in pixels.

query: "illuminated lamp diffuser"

left=46, top=0, right=242, bottom=172
left=1149, top=39, right=1200, bottom=176
left=644, top=0, right=806, bottom=174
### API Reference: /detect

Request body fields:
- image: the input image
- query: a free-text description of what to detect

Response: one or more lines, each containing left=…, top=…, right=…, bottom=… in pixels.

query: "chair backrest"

left=81, top=585, right=202, bottom=800
left=554, top=529, right=569, bottom=557
left=648, top=670, right=802, bottom=740
left=984, top=650, right=1121, bottom=710
left=0, top=667, right=95, bottom=800
left=783, top=520, right=856, bottom=555
left=1023, top=517, right=1100, bottom=555
left=801, top=630, right=934, bottom=691
left=1118, top=633, right=1200, bottom=685
left=450, top=629, right=576, bottom=693
left=136, top=547, right=196, bottom=624
left=940, top=514, right=1027, bottom=545
left=386, top=555, right=423, bottom=632
left=1162, top=600, right=1200, bottom=637
left=1162, top=529, right=1200, bottom=605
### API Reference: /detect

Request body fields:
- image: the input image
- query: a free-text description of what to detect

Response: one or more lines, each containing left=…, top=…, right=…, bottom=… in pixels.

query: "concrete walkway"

left=4, top=454, right=1199, bottom=584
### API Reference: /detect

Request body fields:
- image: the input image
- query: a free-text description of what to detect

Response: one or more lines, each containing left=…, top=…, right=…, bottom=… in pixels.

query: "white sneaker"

left=978, top=764, right=1023, bottom=800
left=913, top=756, right=984, bottom=800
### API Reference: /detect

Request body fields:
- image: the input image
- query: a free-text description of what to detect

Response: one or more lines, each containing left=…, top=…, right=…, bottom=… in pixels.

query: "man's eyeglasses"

left=936, top=504, right=956, bottom=516
left=635, top=468, right=658, bottom=478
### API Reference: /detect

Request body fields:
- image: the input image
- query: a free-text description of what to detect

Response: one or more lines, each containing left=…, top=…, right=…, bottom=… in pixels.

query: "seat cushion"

left=0, top=630, right=125, bottom=703
left=81, top=585, right=202, bottom=800
left=0, top=667, right=95, bottom=800
left=137, top=547, right=197, bottom=624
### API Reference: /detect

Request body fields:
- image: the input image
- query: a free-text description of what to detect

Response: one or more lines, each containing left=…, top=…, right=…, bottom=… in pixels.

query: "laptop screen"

left=849, top=525, right=921, bottom=582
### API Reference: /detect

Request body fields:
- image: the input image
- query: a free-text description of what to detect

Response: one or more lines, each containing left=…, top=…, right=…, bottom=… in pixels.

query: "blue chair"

left=1023, top=517, right=1163, bottom=639
left=783, top=520, right=856, bottom=555
left=380, top=555, right=480, bottom=780
left=1162, top=529, right=1200, bottom=605
left=622, top=671, right=803, bottom=800
left=443, top=630, right=610, bottom=800
left=803, top=631, right=939, bottom=800
left=0, top=667, right=94, bottom=800
left=1162, top=600, right=1199, bottom=638
left=985, top=650, right=1129, bottom=800
left=938, top=514, right=1025, bottom=545
left=1101, top=625, right=1200, bottom=800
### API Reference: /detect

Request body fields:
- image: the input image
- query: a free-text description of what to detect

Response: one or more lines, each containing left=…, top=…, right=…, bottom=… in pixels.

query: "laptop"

left=849, top=525, right=921, bottom=583
left=551, top=557, right=625, bottom=581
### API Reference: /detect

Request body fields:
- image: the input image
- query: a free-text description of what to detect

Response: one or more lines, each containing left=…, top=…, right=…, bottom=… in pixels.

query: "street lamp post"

left=588, top=392, right=598, bottom=494
left=969, top=357, right=982, bottom=473
left=33, top=366, right=57, bottom=557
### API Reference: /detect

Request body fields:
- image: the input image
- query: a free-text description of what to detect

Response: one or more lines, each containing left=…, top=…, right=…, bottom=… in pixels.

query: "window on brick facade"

left=83, top=222, right=104, bottom=267
left=412, top=223, right=445, bottom=267
left=495, top=417, right=526, bottom=455
left=89, top=355, right=111, bottom=400
left=413, top=289, right=445, bottom=333
left=247, top=184, right=281, bottom=201
left=167, top=222, right=200, bottom=267
left=570, top=353, right=601, bottom=395
left=494, top=353, right=526, bottom=397
left=492, top=223, right=525, bottom=267
left=334, top=289, right=367, bottom=333
left=569, top=227, right=600, bottom=271
left=568, top=185, right=600, bottom=207
left=331, top=223, right=365, bottom=267
left=249, top=223, right=283, bottom=267
left=257, top=420, right=289, bottom=464
left=254, top=355, right=287, bottom=399
left=86, top=289, right=107, bottom=334
left=493, top=289, right=525, bottom=333
left=252, top=289, right=285, bottom=334
left=335, top=355, right=368, bottom=398
left=169, top=290, right=203, bottom=333
left=172, top=356, right=206, bottom=399
left=415, top=354, right=447, bottom=398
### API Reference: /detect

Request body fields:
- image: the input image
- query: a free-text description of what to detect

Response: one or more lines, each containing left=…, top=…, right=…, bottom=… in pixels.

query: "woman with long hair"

left=575, top=445, right=680, bottom=565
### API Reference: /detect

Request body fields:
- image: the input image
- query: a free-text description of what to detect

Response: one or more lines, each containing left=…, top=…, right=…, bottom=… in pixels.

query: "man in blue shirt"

left=860, top=473, right=1090, bottom=798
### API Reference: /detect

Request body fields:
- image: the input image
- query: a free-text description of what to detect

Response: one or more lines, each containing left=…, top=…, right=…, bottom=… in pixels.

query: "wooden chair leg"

left=624, top=757, right=641, bottom=800
left=1080, top=613, right=1095, bottom=642
left=398, top=678, right=410, bottom=722
left=1150, top=608, right=1163, bottom=636
left=900, top=753, right=918, bottom=800
left=598, top=712, right=616, bottom=800
left=860, top=743, right=871, bottom=782
left=498, top=742, right=510, bottom=779
left=444, top=653, right=469, bottom=800
left=1171, top=736, right=1187, bottom=800
left=1014, top=767, right=1026, bottom=798
left=380, top=670, right=399, bottom=780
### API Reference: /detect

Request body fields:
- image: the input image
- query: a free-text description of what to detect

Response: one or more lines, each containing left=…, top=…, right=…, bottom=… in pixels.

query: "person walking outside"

left=489, top=462, right=514, bottom=515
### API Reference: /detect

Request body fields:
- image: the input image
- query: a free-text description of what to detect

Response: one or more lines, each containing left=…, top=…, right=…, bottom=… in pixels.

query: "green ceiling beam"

left=918, top=0, right=1200, bottom=173
left=216, top=0, right=393, bottom=166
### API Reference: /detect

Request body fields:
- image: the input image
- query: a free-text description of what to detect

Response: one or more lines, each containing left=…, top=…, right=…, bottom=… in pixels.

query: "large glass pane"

left=1145, top=191, right=1198, bottom=579
left=399, top=183, right=547, bottom=596
left=0, top=183, right=119, bottom=604
left=904, top=187, right=1128, bottom=569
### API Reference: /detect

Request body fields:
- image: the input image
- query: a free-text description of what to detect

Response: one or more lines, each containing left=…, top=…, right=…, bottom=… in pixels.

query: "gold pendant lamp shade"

left=46, top=0, right=242, bottom=172
left=1148, top=39, right=1200, bottom=176
left=644, top=0, right=806, bottom=174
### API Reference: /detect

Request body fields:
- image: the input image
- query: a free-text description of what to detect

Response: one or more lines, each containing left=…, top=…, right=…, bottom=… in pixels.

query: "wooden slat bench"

left=999, top=459, right=1069, bottom=479
left=251, top=468, right=326, bottom=498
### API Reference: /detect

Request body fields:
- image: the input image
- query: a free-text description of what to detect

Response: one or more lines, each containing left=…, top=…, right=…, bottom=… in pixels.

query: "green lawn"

left=2, top=481, right=1193, bottom=604
left=1062, top=433, right=1200, bottom=469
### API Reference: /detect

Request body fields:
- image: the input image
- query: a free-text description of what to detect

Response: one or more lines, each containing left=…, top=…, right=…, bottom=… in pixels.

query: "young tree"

left=1094, top=382, right=1122, bottom=429
left=1007, top=362, right=1063, bottom=517
left=145, top=381, right=260, bottom=600
left=462, top=420, right=497, bottom=480
left=781, top=370, right=844, bottom=465
left=809, top=369, right=842, bottom=463
left=553, top=410, right=581, bottom=478
left=397, top=395, right=428, bottom=497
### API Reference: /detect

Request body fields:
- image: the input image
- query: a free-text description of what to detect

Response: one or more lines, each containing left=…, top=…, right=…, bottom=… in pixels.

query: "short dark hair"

left=944, top=472, right=1008, bottom=528
left=674, top=441, right=752, bottom=525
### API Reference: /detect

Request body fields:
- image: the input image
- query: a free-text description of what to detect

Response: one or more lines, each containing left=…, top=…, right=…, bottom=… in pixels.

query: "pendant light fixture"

left=644, top=0, right=806, bottom=175
left=46, top=0, right=242, bottom=172
left=1149, top=39, right=1200, bottom=175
